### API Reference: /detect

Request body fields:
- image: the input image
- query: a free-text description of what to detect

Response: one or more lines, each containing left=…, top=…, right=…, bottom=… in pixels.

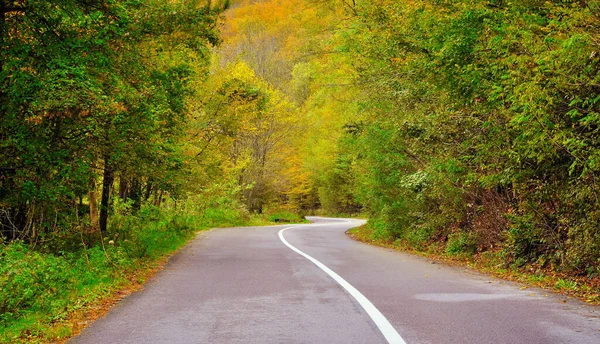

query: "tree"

left=192, top=61, right=301, bottom=213
left=0, top=0, right=221, bottom=239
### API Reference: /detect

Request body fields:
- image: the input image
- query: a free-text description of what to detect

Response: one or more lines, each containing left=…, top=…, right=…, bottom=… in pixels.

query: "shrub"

left=446, top=232, right=478, bottom=256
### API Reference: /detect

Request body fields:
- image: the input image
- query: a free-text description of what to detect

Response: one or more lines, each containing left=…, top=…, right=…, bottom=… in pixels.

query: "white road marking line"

left=278, top=225, right=407, bottom=344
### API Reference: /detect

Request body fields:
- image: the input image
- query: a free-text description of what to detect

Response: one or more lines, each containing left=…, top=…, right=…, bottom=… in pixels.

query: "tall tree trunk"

left=0, top=1, right=7, bottom=104
left=153, top=189, right=164, bottom=207
left=89, top=180, right=99, bottom=230
left=119, top=176, right=129, bottom=202
left=1, top=4, right=8, bottom=239
left=144, top=178, right=153, bottom=201
left=99, top=158, right=114, bottom=233
left=130, top=177, right=141, bottom=211
left=0, top=1, right=5, bottom=50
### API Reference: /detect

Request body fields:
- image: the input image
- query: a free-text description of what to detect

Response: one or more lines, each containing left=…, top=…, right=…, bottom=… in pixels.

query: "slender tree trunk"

left=130, top=177, right=141, bottom=211
left=1, top=6, right=9, bottom=239
left=119, top=176, right=129, bottom=202
left=89, top=180, right=99, bottom=230
left=144, top=178, right=153, bottom=201
left=0, top=1, right=5, bottom=49
left=99, top=158, right=114, bottom=233
left=153, top=189, right=163, bottom=207
left=0, top=1, right=7, bottom=104
left=0, top=1, right=5, bottom=45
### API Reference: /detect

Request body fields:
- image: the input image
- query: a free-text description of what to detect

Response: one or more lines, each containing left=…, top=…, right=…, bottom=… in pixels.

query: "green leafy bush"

left=446, top=232, right=479, bottom=256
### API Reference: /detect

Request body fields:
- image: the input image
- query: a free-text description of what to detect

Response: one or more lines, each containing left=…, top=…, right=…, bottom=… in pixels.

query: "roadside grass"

left=267, top=211, right=307, bottom=223
left=308, top=210, right=368, bottom=220
left=347, top=224, right=600, bottom=305
left=0, top=204, right=299, bottom=344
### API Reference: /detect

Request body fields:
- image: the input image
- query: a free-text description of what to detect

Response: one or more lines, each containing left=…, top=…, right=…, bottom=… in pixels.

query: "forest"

left=2, top=0, right=600, bottom=341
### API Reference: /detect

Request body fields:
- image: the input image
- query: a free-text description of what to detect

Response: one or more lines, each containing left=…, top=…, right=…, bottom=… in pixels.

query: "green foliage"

left=217, top=0, right=600, bottom=277
left=554, top=278, right=579, bottom=292
left=192, top=61, right=302, bottom=214
left=0, top=0, right=306, bottom=341
left=405, top=224, right=436, bottom=249
left=200, top=207, right=250, bottom=228
left=446, top=232, right=479, bottom=256
left=0, top=243, right=72, bottom=324
left=306, top=0, right=600, bottom=275
left=317, top=150, right=361, bottom=215
left=1, top=0, right=221, bottom=239
left=504, top=214, right=544, bottom=267
left=0, top=196, right=253, bottom=343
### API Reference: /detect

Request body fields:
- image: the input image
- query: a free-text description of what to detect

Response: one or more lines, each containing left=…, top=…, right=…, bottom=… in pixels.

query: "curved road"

left=71, top=217, right=600, bottom=344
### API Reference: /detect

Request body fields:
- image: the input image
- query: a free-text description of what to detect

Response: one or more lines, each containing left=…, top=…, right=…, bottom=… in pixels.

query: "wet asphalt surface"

left=71, top=217, right=600, bottom=344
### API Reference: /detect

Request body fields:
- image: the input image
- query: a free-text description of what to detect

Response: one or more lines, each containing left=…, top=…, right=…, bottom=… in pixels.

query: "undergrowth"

left=348, top=223, right=600, bottom=304
left=0, top=200, right=276, bottom=343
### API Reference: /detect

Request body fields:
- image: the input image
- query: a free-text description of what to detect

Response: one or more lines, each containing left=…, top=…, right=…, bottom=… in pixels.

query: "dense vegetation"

left=0, top=0, right=282, bottom=341
left=335, top=0, right=600, bottom=276
left=0, top=0, right=224, bottom=238
left=2, top=0, right=600, bottom=341
left=219, top=0, right=600, bottom=281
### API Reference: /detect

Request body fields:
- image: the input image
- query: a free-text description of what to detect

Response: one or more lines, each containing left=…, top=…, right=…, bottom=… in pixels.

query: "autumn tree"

left=191, top=61, right=301, bottom=213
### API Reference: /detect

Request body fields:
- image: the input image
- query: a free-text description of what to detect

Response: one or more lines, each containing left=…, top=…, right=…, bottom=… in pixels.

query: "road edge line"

left=278, top=226, right=407, bottom=344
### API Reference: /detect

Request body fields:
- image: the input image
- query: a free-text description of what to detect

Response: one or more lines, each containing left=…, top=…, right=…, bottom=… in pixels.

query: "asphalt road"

left=71, top=217, right=600, bottom=344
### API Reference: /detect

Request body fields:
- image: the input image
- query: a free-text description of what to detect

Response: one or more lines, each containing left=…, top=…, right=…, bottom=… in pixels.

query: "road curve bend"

left=71, top=217, right=600, bottom=344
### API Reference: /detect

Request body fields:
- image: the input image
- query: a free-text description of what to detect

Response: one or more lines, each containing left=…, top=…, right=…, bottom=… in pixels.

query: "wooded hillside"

left=2, top=0, right=600, bottom=341
left=221, top=0, right=600, bottom=280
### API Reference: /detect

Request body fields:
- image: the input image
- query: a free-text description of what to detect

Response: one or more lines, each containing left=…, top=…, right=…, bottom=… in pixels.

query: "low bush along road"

left=71, top=217, right=600, bottom=344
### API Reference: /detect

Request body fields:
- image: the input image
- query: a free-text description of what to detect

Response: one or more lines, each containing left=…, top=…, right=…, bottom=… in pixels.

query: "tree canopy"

left=3, top=0, right=600, bottom=287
